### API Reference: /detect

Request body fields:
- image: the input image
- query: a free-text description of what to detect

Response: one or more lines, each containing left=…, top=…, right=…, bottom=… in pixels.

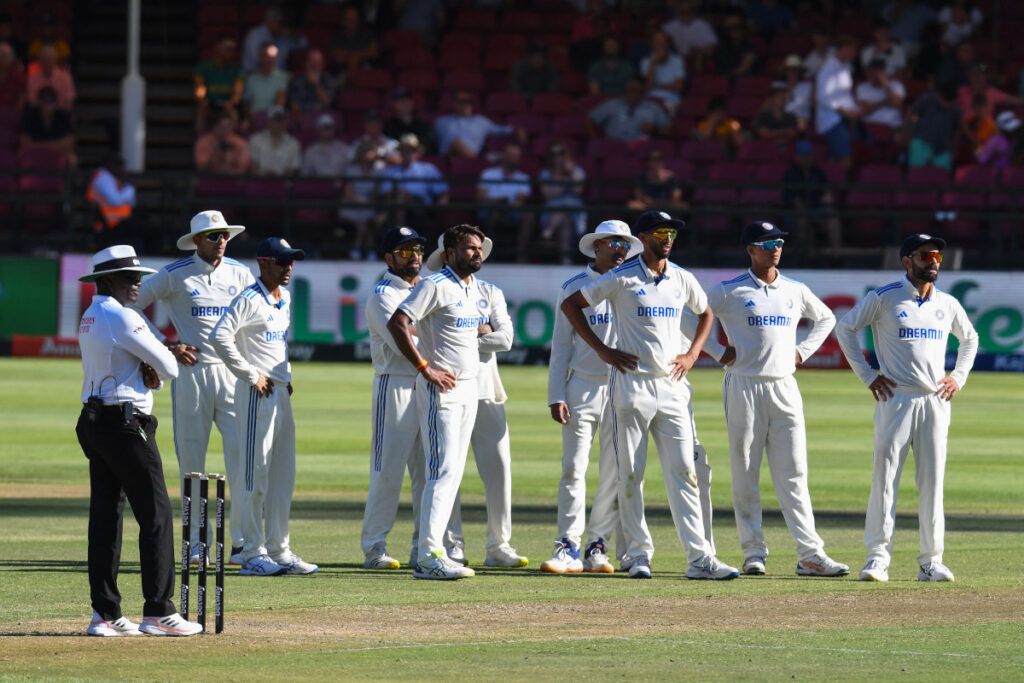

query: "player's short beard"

left=911, top=261, right=938, bottom=283
left=452, top=252, right=482, bottom=277
left=393, top=261, right=420, bottom=279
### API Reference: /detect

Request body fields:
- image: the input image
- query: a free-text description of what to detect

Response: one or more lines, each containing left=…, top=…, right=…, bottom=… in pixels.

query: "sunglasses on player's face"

left=602, top=238, right=631, bottom=250
left=751, top=239, right=785, bottom=250
left=392, top=245, right=424, bottom=259
left=651, top=228, right=677, bottom=241
left=203, top=231, right=230, bottom=243
left=913, top=250, right=943, bottom=264
left=259, top=257, right=294, bottom=268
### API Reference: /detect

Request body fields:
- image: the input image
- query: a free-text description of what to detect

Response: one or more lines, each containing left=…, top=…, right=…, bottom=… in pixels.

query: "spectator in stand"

left=908, top=80, right=961, bottom=169
left=340, top=139, right=383, bottom=261
left=249, top=105, right=301, bottom=176
left=815, top=36, right=860, bottom=167
left=962, top=93, right=996, bottom=151
left=587, top=78, right=671, bottom=141
left=694, top=95, right=742, bottom=156
left=19, top=85, right=75, bottom=167
left=0, top=13, right=27, bottom=62
left=781, top=55, right=813, bottom=126
left=477, top=142, right=533, bottom=259
left=301, top=113, right=349, bottom=177
left=571, top=0, right=620, bottom=43
left=26, top=44, right=74, bottom=110
left=396, top=0, right=446, bottom=45
left=754, top=83, right=802, bottom=148
left=939, top=1, right=982, bottom=48
left=884, top=0, right=937, bottom=57
left=713, top=15, right=758, bottom=79
left=194, top=33, right=243, bottom=132
left=860, top=21, right=907, bottom=77
left=287, top=49, right=335, bottom=114
left=242, top=7, right=284, bottom=72
left=0, top=42, right=25, bottom=108
left=27, top=13, right=69, bottom=65
left=976, top=110, right=1020, bottom=169
left=803, top=29, right=833, bottom=78
left=242, top=43, right=289, bottom=118
left=435, top=91, right=520, bottom=158
left=378, top=133, right=448, bottom=226
left=640, top=30, right=684, bottom=116
left=329, top=6, right=378, bottom=79
left=352, top=110, right=400, bottom=170
left=509, top=41, right=559, bottom=95
left=194, top=111, right=249, bottom=174
left=783, top=140, right=841, bottom=254
left=938, top=41, right=974, bottom=88
left=746, top=0, right=796, bottom=37
left=957, top=63, right=1024, bottom=119
left=86, top=154, right=137, bottom=244
left=662, top=0, right=717, bottom=73
left=587, top=35, right=634, bottom=97
left=628, top=148, right=686, bottom=212
left=856, top=58, right=906, bottom=130
left=383, top=87, right=434, bottom=154
left=274, top=15, right=309, bottom=71
left=537, top=141, right=587, bottom=264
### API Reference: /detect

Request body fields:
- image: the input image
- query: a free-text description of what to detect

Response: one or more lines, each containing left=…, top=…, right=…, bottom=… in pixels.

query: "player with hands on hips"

left=835, top=234, right=978, bottom=583
left=542, top=220, right=643, bottom=574
left=706, top=221, right=849, bottom=577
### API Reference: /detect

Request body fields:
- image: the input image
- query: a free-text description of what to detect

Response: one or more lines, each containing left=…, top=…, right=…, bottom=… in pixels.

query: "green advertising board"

left=0, top=258, right=59, bottom=336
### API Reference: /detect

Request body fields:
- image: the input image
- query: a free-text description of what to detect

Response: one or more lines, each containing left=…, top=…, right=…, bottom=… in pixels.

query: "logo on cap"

left=400, top=227, right=412, bottom=236
left=659, top=211, right=671, bottom=220
left=211, top=212, right=223, bottom=223
left=761, top=222, right=773, bottom=232
left=279, top=239, right=291, bottom=248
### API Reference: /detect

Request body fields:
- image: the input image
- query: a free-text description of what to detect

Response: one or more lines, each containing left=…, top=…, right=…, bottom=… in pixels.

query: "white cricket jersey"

left=707, top=269, right=835, bottom=378
left=548, top=265, right=615, bottom=405
left=477, top=280, right=513, bottom=403
left=836, top=276, right=979, bottom=394
left=211, top=278, right=293, bottom=385
left=79, top=295, right=178, bottom=413
left=367, top=271, right=419, bottom=377
left=398, top=266, right=482, bottom=381
left=581, top=256, right=708, bottom=377
left=133, top=253, right=255, bottom=363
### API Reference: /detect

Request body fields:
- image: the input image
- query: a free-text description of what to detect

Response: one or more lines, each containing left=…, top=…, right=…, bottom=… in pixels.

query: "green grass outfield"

left=1, top=358, right=1022, bottom=680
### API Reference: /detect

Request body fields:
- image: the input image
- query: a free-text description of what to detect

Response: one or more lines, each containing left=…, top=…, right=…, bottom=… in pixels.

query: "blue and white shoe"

left=239, top=553, right=287, bottom=576
left=413, top=550, right=475, bottom=580
left=582, top=539, right=614, bottom=574
left=686, top=555, right=740, bottom=580
left=918, top=560, right=954, bottom=582
left=273, top=552, right=318, bottom=575
left=540, top=538, right=583, bottom=574
left=627, top=555, right=652, bottom=579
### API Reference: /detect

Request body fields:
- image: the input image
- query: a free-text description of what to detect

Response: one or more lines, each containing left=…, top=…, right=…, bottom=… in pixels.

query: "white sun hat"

left=78, top=245, right=157, bottom=282
left=176, top=210, right=246, bottom=250
left=578, top=219, right=643, bottom=258
left=425, top=231, right=494, bottom=271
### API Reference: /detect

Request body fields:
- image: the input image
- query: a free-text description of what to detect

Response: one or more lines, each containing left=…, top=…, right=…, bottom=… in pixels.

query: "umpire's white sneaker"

left=239, top=553, right=287, bottom=576
left=273, top=552, right=318, bottom=575
left=413, top=551, right=475, bottom=580
left=484, top=545, right=529, bottom=568
left=364, top=544, right=401, bottom=570
left=918, top=560, right=955, bottom=582
left=582, top=539, right=614, bottom=574
left=859, top=559, right=889, bottom=582
left=87, top=611, right=141, bottom=636
left=796, top=553, right=850, bottom=577
left=686, top=555, right=740, bottom=580
left=541, top=538, right=583, bottom=574
left=139, top=613, right=203, bottom=636
left=742, top=556, right=766, bottom=575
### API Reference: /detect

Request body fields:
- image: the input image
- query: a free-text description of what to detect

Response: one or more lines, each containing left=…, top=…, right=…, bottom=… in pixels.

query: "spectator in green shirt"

left=195, top=33, right=242, bottom=132
left=588, top=35, right=635, bottom=96
left=242, top=42, right=289, bottom=121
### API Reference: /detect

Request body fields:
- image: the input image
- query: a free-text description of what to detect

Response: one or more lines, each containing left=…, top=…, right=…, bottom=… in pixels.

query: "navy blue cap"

left=741, top=220, right=788, bottom=245
left=380, top=226, right=427, bottom=254
left=633, top=210, right=685, bottom=234
left=899, top=233, right=946, bottom=259
left=256, top=237, right=305, bottom=261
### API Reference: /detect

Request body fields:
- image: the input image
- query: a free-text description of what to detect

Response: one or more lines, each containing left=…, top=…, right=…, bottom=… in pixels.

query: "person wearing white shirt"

left=859, top=21, right=908, bottom=76
left=856, top=59, right=906, bottom=128
left=476, top=143, right=532, bottom=262
left=211, top=237, right=318, bottom=577
left=77, top=245, right=202, bottom=637
left=705, top=221, right=849, bottom=578
left=560, top=210, right=739, bottom=581
left=803, top=30, right=834, bottom=78
left=301, top=114, right=349, bottom=177
left=249, top=106, right=301, bottom=176
left=815, top=37, right=861, bottom=165
left=836, top=234, right=978, bottom=584
left=662, top=0, right=717, bottom=66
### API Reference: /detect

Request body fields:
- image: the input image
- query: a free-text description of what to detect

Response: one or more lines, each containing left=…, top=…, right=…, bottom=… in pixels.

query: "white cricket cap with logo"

left=177, top=210, right=246, bottom=250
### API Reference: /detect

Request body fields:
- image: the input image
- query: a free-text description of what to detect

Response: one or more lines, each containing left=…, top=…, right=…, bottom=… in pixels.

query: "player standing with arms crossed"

left=211, top=238, right=318, bottom=576
left=361, top=226, right=430, bottom=570
left=836, top=234, right=978, bottom=583
left=561, top=210, right=739, bottom=580
left=133, top=210, right=255, bottom=565
left=706, top=221, right=849, bottom=577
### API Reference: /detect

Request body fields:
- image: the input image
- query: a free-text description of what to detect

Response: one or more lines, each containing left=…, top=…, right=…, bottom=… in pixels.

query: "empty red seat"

left=586, top=138, right=631, bottom=160
left=738, top=139, right=784, bottom=162
left=507, top=112, right=549, bottom=136
left=679, top=139, right=723, bottom=164
left=439, top=47, right=481, bottom=71
left=347, top=68, right=394, bottom=91
left=439, top=33, right=483, bottom=55
left=734, top=75, right=775, bottom=98
left=391, top=46, right=435, bottom=71
left=740, top=162, right=787, bottom=206
left=856, top=163, right=904, bottom=186
left=442, top=70, right=486, bottom=92
left=292, top=179, right=339, bottom=226
left=395, top=69, right=439, bottom=93
left=632, top=139, right=676, bottom=159
left=549, top=114, right=584, bottom=140
left=500, top=11, right=541, bottom=32
left=598, top=158, right=644, bottom=202
left=379, top=30, right=421, bottom=52
left=337, top=89, right=379, bottom=115
left=531, top=94, right=574, bottom=115
left=484, top=51, right=523, bottom=74
left=943, top=165, right=997, bottom=211
left=689, top=75, right=730, bottom=98
left=896, top=166, right=949, bottom=209
left=454, top=9, right=498, bottom=32
left=485, top=92, right=528, bottom=115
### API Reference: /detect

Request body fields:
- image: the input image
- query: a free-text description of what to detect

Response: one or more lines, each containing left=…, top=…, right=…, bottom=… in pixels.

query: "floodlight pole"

left=120, top=0, right=146, bottom=171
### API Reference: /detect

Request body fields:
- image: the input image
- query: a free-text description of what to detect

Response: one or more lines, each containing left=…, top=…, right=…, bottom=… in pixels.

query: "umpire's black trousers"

left=76, top=405, right=176, bottom=619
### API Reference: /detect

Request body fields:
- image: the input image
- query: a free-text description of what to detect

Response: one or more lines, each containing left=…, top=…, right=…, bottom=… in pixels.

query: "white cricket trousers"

left=234, top=380, right=296, bottom=563
left=415, top=376, right=478, bottom=564
left=361, top=373, right=426, bottom=557
left=610, top=371, right=711, bottom=564
left=866, top=391, right=950, bottom=566
left=723, top=374, right=824, bottom=562
left=172, top=362, right=243, bottom=547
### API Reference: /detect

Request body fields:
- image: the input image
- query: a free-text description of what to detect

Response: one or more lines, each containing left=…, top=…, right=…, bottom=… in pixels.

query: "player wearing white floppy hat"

left=133, top=210, right=254, bottom=565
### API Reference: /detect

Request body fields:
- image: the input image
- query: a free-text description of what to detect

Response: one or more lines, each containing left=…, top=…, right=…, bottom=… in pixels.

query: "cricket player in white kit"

left=387, top=225, right=488, bottom=580
left=133, top=210, right=255, bottom=564
left=542, top=220, right=643, bottom=574
left=561, top=210, right=739, bottom=580
left=836, top=234, right=978, bottom=583
left=361, top=226, right=430, bottom=570
left=211, top=238, right=317, bottom=577
left=706, top=221, right=848, bottom=577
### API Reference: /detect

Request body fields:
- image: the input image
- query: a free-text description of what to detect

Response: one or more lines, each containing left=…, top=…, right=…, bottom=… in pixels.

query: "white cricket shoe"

left=87, top=611, right=141, bottom=637
left=446, top=541, right=467, bottom=566
left=918, top=560, right=955, bottom=582
left=273, top=552, right=318, bottom=575
left=540, top=538, right=583, bottom=574
left=686, top=555, right=740, bottom=580
left=796, top=553, right=850, bottom=577
left=627, top=554, right=652, bottom=579
left=239, top=553, right=287, bottom=576
left=582, top=539, right=614, bottom=574
left=228, top=546, right=244, bottom=566
left=742, top=556, right=766, bottom=575
left=364, top=544, right=401, bottom=570
left=189, top=546, right=209, bottom=567
left=139, top=613, right=203, bottom=636
left=859, top=559, right=889, bottom=582
left=484, top=545, right=529, bottom=568
left=413, top=551, right=475, bottom=580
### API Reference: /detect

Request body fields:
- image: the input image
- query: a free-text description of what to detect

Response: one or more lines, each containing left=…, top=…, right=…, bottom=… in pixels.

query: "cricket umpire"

left=77, top=245, right=202, bottom=637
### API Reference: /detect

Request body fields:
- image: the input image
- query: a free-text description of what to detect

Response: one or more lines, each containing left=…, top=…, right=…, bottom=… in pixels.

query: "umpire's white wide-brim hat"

left=425, top=232, right=494, bottom=271
left=79, top=244, right=157, bottom=282
left=578, top=220, right=643, bottom=258
left=176, top=210, right=246, bottom=250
